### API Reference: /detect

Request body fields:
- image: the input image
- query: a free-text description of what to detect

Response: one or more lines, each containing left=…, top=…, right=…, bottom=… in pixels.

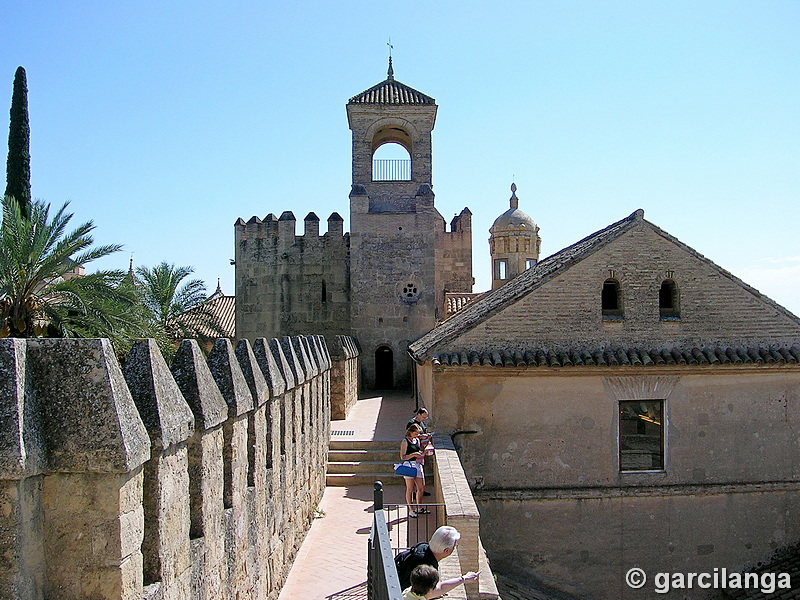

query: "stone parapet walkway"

left=278, top=392, right=419, bottom=600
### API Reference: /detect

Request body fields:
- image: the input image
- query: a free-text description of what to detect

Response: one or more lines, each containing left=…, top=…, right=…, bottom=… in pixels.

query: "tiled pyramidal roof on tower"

left=348, top=57, right=435, bottom=105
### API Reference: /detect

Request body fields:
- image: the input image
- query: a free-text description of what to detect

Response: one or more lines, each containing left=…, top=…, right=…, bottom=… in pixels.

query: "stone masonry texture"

left=412, top=215, right=800, bottom=600
left=0, top=335, right=352, bottom=600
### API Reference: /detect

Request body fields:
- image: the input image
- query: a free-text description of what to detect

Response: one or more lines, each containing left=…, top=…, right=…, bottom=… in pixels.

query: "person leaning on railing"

left=406, top=407, right=434, bottom=497
left=396, top=526, right=480, bottom=597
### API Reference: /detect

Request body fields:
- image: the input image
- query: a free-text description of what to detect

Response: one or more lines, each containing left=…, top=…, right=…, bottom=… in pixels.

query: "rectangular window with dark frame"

left=494, top=259, right=508, bottom=280
left=619, top=400, right=664, bottom=471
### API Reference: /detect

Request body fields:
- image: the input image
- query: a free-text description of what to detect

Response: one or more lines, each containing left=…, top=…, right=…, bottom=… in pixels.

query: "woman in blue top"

left=400, top=423, right=427, bottom=517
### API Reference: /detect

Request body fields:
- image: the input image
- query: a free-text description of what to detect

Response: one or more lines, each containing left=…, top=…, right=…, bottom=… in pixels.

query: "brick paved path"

left=277, top=484, right=408, bottom=600
left=278, top=392, right=416, bottom=600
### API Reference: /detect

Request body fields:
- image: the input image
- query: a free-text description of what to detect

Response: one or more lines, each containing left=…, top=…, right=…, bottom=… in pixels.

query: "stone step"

left=326, top=460, right=431, bottom=475
left=328, top=461, right=432, bottom=476
left=329, top=439, right=398, bottom=451
left=328, top=449, right=399, bottom=462
left=326, top=473, right=406, bottom=487
left=327, top=461, right=394, bottom=475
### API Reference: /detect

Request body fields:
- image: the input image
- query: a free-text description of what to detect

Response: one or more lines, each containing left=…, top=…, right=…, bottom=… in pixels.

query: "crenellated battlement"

left=0, top=334, right=359, bottom=600
left=235, top=211, right=347, bottom=244
left=235, top=211, right=351, bottom=343
left=448, top=207, right=472, bottom=234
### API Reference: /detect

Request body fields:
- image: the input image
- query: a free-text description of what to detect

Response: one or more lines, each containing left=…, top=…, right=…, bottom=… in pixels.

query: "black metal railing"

left=372, top=159, right=411, bottom=181
left=368, top=482, right=403, bottom=600
left=384, top=502, right=443, bottom=555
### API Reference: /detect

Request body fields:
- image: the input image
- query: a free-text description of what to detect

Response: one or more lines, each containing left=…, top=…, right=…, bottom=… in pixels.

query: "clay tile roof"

left=429, top=345, right=800, bottom=369
left=349, top=78, right=435, bottom=105
left=174, top=295, right=235, bottom=339
left=410, top=210, right=644, bottom=360
left=445, top=292, right=485, bottom=318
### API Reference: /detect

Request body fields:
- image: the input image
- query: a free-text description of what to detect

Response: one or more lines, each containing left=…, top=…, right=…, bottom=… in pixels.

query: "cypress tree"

left=5, top=66, right=31, bottom=218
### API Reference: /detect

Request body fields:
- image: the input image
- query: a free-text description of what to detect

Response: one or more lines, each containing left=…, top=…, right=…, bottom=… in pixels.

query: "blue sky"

left=3, top=1, right=799, bottom=315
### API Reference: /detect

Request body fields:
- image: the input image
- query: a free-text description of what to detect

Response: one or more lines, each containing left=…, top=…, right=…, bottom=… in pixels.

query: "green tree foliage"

left=0, top=195, right=147, bottom=342
left=5, top=67, right=31, bottom=219
left=136, top=262, right=206, bottom=329
left=135, top=262, right=223, bottom=342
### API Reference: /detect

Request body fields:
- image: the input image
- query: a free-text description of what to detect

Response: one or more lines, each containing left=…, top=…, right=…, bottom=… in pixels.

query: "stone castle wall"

left=0, top=334, right=352, bottom=600
left=329, top=335, right=360, bottom=420
left=235, top=211, right=350, bottom=343
left=236, top=200, right=472, bottom=391
left=436, top=208, right=473, bottom=307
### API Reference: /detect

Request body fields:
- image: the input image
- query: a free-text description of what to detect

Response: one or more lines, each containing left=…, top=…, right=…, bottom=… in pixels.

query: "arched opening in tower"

left=375, top=345, right=394, bottom=389
left=372, top=140, right=411, bottom=181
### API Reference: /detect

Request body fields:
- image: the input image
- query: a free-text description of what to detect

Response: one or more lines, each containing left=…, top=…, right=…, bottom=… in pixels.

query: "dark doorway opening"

left=375, top=346, right=394, bottom=390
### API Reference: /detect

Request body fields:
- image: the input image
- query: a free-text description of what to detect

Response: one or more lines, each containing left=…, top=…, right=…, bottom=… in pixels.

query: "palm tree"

left=0, top=195, right=144, bottom=340
left=135, top=262, right=220, bottom=341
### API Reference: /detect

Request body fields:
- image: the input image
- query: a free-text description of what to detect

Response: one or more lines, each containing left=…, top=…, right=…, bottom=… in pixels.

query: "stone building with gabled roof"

left=409, top=208, right=800, bottom=599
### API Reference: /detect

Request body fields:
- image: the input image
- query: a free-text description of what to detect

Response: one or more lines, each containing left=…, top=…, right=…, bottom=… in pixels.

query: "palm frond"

left=0, top=195, right=132, bottom=340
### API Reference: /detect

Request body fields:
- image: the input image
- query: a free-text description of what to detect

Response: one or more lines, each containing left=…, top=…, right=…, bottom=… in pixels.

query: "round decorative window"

left=399, top=280, right=420, bottom=303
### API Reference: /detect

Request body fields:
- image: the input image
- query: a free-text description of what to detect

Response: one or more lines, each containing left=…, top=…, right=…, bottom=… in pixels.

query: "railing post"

left=369, top=480, right=401, bottom=600
left=372, top=159, right=411, bottom=181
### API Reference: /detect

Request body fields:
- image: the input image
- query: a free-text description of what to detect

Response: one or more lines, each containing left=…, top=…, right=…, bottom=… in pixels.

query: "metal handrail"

left=368, top=482, right=403, bottom=600
left=384, top=503, right=444, bottom=555
left=373, top=159, right=411, bottom=181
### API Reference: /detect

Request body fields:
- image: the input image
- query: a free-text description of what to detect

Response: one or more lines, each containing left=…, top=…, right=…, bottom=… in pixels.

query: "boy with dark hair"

left=402, top=565, right=439, bottom=600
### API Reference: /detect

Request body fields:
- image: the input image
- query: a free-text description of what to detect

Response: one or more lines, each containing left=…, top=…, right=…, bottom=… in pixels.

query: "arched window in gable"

left=602, top=279, right=623, bottom=320
left=659, top=279, right=680, bottom=319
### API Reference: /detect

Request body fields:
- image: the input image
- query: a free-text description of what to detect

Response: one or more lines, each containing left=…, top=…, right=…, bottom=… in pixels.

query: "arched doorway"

left=375, top=346, right=394, bottom=390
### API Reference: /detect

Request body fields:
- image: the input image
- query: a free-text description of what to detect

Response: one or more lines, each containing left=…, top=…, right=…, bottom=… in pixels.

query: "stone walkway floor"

left=278, top=392, right=420, bottom=600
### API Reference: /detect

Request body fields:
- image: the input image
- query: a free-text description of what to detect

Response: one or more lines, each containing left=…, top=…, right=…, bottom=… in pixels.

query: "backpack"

left=394, top=542, right=429, bottom=585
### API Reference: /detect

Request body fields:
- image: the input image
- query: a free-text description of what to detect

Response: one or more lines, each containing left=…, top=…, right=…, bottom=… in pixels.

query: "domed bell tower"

left=490, top=183, right=541, bottom=290
left=346, top=59, right=448, bottom=390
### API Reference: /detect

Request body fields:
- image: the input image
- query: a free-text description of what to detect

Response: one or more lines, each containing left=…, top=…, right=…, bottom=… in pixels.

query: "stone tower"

left=489, top=183, right=540, bottom=290
left=234, top=210, right=350, bottom=342
left=234, top=61, right=472, bottom=391
left=346, top=60, right=472, bottom=390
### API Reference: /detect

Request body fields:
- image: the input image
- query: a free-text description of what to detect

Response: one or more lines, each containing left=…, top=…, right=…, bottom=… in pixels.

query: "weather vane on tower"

left=387, top=37, right=394, bottom=79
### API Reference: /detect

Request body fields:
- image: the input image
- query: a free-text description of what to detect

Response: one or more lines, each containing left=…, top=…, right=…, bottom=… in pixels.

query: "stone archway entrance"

left=375, top=346, right=394, bottom=390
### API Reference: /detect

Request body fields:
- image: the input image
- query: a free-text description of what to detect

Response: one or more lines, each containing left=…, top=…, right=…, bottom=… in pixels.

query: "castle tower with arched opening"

left=235, top=60, right=473, bottom=390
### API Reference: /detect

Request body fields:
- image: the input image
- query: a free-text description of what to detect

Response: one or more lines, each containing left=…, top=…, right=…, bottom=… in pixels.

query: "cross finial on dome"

left=387, top=37, right=394, bottom=79
left=510, top=183, right=519, bottom=209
